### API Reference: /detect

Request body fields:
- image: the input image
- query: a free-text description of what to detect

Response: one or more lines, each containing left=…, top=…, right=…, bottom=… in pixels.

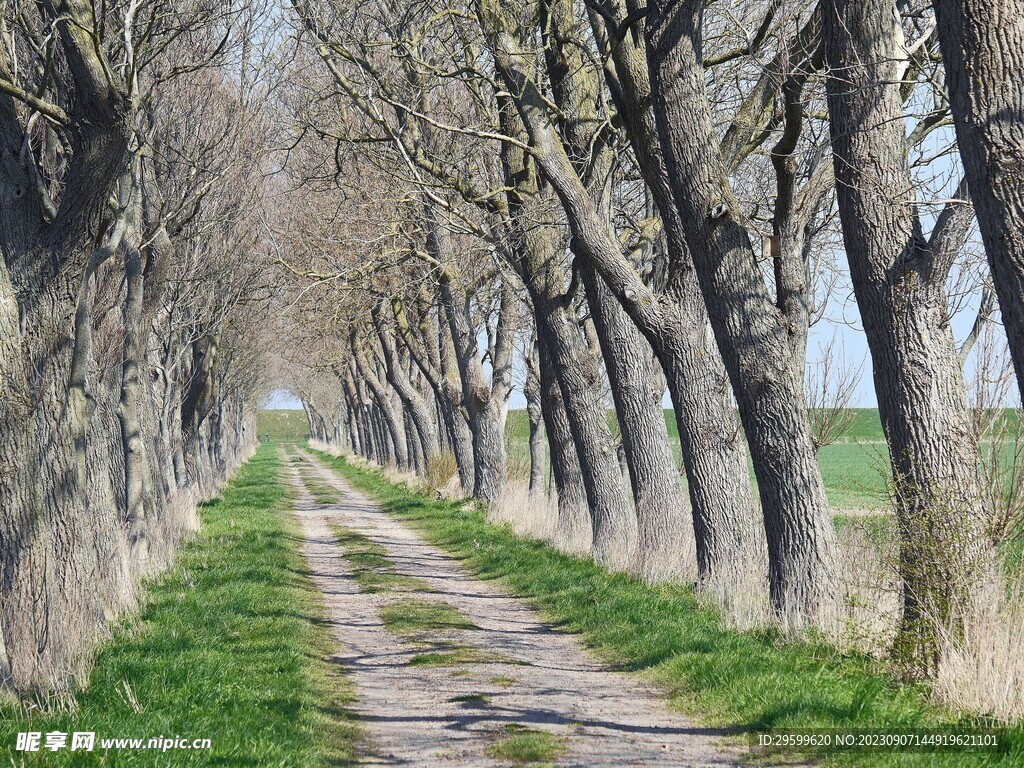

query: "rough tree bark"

left=523, top=338, right=547, bottom=494
left=643, top=0, right=837, bottom=624
left=475, top=0, right=762, bottom=590
left=580, top=260, right=694, bottom=581
left=538, top=0, right=693, bottom=581
left=430, top=292, right=478, bottom=491
left=824, top=0, right=987, bottom=674
left=0, top=0, right=132, bottom=691
left=537, top=334, right=593, bottom=553
left=373, top=301, right=439, bottom=464
left=932, top=0, right=1024, bottom=402
left=429, top=214, right=511, bottom=502
left=351, top=331, right=410, bottom=470
left=119, top=163, right=161, bottom=567
left=591, top=0, right=767, bottom=590
left=513, top=213, right=639, bottom=570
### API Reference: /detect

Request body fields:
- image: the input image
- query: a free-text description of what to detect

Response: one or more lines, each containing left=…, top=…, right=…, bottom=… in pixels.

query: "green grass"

left=485, top=724, right=566, bottom=764
left=315, top=448, right=1023, bottom=768
left=818, top=442, right=890, bottom=509
left=378, top=598, right=478, bottom=637
left=408, top=651, right=470, bottom=667
left=297, top=467, right=341, bottom=506
left=407, top=647, right=516, bottom=667
left=0, top=446, right=360, bottom=766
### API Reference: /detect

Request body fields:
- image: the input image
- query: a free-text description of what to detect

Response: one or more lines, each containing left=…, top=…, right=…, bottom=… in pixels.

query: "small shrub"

left=424, top=451, right=461, bottom=498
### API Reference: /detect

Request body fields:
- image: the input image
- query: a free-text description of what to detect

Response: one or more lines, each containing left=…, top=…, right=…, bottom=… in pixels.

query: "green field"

left=257, top=409, right=309, bottom=442
left=505, top=407, right=892, bottom=510
left=273, top=407, right=1015, bottom=512
left=270, top=407, right=893, bottom=509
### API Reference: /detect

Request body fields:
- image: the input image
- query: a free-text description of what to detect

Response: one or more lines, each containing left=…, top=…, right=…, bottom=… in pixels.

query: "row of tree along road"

left=0, top=2, right=280, bottom=693
left=279, top=0, right=1024, bottom=698
left=2, top=0, right=1023, bottom=713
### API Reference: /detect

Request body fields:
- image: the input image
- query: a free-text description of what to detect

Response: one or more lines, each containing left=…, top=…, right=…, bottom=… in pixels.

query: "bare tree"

left=823, top=0, right=986, bottom=675
left=0, top=0, right=278, bottom=694
left=932, top=0, right=1024, bottom=404
left=641, top=0, right=838, bottom=625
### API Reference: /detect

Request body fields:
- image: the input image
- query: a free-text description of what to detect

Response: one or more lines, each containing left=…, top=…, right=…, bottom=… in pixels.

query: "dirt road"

left=286, top=447, right=748, bottom=767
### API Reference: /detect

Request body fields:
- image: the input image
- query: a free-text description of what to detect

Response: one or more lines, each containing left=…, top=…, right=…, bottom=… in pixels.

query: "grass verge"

left=313, top=448, right=1023, bottom=768
left=1, top=445, right=359, bottom=766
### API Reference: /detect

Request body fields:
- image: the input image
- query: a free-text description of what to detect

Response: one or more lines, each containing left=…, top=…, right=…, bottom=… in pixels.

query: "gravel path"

left=286, top=447, right=751, bottom=767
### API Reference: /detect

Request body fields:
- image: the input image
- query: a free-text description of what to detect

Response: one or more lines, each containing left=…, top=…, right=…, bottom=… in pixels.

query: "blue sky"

left=264, top=389, right=303, bottom=409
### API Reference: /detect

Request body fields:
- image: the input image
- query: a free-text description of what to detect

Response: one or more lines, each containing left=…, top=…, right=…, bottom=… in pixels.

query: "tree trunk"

left=342, top=370, right=370, bottom=459
left=352, top=334, right=409, bottom=469
left=580, top=261, right=694, bottom=582
left=435, top=325, right=477, bottom=493
left=404, top=409, right=424, bottom=473
left=527, top=258, right=639, bottom=571
left=488, top=85, right=638, bottom=570
left=933, top=0, right=1024, bottom=402
left=0, top=270, right=54, bottom=691
left=824, top=0, right=987, bottom=675
left=475, top=0, right=764, bottom=593
left=644, top=0, right=837, bottom=625
left=181, top=334, right=218, bottom=482
left=523, top=339, right=547, bottom=494
left=345, top=397, right=361, bottom=454
left=436, top=268, right=507, bottom=501
left=0, top=6, right=131, bottom=688
left=120, top=185, right=156, bottom=566
left=373, top=303, right=438, bottom=463
left=537, top=334, right=592, bottom=553
left=651, top=264, right=768, bottom=595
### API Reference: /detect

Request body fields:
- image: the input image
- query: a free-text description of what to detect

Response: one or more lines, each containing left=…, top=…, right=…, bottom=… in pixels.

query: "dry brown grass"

left=700, top=553, right=771, bottom=633
left=503, top=448, right=533, bottom=484
left=423, top=452, right=463, bottom=499
left=486, top=481, right=559, bottom=543
left=831, top=519, right=900, bottom=655
left=689, top=515, right=902, bottom=642
left=381, top=465, right=420, bottom=489
left=308, top=439, right=349, bottom=459
left=934, top=570, right=1024, bottom=723
left=817, top=515, right=1024, bottom=723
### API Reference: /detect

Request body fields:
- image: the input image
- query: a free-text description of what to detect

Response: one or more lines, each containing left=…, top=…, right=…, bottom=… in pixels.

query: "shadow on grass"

left=1, top=445, right=362, bottom=767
